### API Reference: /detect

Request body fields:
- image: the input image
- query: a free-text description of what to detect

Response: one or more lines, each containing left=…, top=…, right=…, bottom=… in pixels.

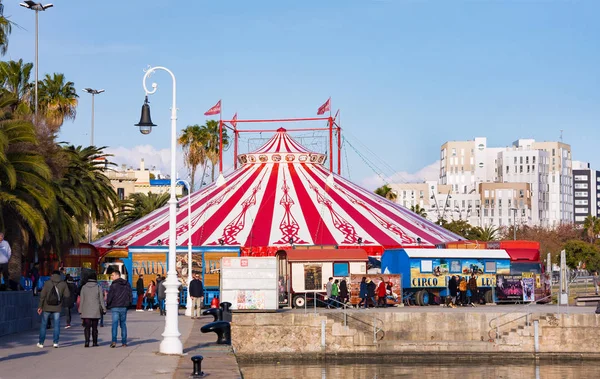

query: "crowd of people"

left=446, top=274, right=480, bottom=307
left=324, top=277, right=397, bottom=309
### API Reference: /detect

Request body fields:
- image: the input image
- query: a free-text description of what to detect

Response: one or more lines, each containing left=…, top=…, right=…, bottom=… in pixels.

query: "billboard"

left=496, top=275, right=523, bottom=301
left=409, top=258, right=510, bottom=288
left=220, top=257, right=278, bottom=311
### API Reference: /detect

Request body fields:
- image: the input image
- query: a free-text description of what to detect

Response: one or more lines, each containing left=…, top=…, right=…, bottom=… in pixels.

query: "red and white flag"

left=204, top=100, right=221, bottom=116
left=231, top=113, right=238, bottom=128
left=317, top=98, right=331, bottom=115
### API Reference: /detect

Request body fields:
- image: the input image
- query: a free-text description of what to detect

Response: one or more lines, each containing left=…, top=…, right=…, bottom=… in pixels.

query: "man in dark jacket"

left=63, top=274, right=78, bottom=328
left=468, top=274, right=478, bottom=306
left=107, top=271, right=133, bottom=348
left=448, top=275, right=458, bottom=308
left=188, top=274, right=204, bottom=319
left=366, top=279, right=377, bottom=308
left=157, top=276, right=167, bottom=316
left=135, top=274, right=145, bottom=312
left=37, top=270, right=70, bottom=348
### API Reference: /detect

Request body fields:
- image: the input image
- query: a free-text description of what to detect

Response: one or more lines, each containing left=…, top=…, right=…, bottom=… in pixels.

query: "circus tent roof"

left=93, top=128, right=462, bottom=256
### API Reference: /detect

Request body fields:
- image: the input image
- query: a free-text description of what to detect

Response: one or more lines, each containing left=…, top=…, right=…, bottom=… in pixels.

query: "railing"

left=304, top=293, right=385, bottom=342
left=488, top=294, right=553, bottom=340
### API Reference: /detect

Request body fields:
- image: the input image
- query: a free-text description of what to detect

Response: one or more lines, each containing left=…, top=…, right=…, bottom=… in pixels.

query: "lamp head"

left=135, top=96, right=156, bottom=134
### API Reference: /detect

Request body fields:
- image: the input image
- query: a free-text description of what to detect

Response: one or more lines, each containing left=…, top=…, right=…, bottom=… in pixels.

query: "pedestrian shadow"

left=0, top=351, right=47, bottom=362
left=126, top=338, right=159, bottom=347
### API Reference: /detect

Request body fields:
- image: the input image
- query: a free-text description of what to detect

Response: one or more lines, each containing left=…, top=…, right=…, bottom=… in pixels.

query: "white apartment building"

left=437, top=137, right=572, bottom=227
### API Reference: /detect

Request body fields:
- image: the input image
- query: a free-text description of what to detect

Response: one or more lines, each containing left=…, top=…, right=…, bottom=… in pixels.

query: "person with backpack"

left=37, top=270, right=70, bottom=348
left=79, top=272, right=106, bottom=347
left=157, top=276, right=167, bottom=316
left=63, top=274, right=78, bottom=328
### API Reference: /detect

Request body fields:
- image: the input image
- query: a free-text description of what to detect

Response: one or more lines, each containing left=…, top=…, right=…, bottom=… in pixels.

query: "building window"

left=574, top=183, right=588, bottom=189
left=506, top=166, right=509, bottom=173
left=575, top=208, right=589, bottom=214
left=520, top=157, right=523, bottom=164
left=532, top=156, right=536, bottom=164
left=575, top=191, right=588, bottom=197
left=575, top=175, right=589, bottom=181
left=519, top=190, right=524, bottom=198
left=117, top=188, right=125, bottom=201
left=575, top=199, right=589, bottom=206
left=303, top=264, right=322, bottom=291
left=452, top=148, right=456, bottom=156
left=520, top=165, right=523, bottom=173
left=333, top=262, right=349, bottom=277
left=526, top=156, right=529, bottom=164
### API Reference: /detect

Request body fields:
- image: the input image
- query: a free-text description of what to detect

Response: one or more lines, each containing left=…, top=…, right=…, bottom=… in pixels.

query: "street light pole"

left=136, top=66, right=182, bottom=355
left=82, top=88, right=105, bottom=243
left=19, top=2, right=53, bottom=119
left=510, top=207, right=518, bottom=240
left=177, top=179, right=193, bottom=317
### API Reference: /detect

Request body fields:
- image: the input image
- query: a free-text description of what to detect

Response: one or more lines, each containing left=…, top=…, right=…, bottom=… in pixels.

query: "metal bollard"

left=191, top=355, right=204, bottom=377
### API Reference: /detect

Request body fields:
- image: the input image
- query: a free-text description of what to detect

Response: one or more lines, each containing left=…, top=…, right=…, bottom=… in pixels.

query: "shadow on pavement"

left=0, top=350, right=48, bottom=362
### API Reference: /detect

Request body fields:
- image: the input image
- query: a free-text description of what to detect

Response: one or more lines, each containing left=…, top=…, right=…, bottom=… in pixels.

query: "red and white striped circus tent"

left=93, top=128, right=461, bottom=256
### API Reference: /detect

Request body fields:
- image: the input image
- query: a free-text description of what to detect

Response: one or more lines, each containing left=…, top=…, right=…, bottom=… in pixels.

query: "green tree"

left=442, top=219, right=475, bottom=239
left=583, top=215, right=600, bottom=243
left=0, top=59, right=33, bottom=114
left=38, top=73, right=79, bottom=130
left=114, top=192, right=170, bottom=230
left=374, top=184, right=397, bottom=201
left=471, top=225, right=499, bottom=241
left=203, top=120, right=229, bottom=183
left=178, top=124, right=208, bottom=191
left=0, top=96, right=54, bottom=281
left=564, top=239, right=600, bottom=272
left=410, top=204, right=427, bottom=218
left=0, top=2, right=13, bottom=56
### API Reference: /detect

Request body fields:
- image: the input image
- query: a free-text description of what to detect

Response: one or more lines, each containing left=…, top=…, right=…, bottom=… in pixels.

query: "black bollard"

left=220, top=302, right=232, bottom=322
left=191, top=355, right=204, bottom=377
left=200, top=321, right=231, bottom=345
left=202, top=307, right=222, bottom=322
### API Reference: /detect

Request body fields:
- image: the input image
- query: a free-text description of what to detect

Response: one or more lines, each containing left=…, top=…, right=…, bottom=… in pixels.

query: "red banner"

left=204, top=100, right=221, bottom=116
left=317, top=98, right=331, bottom=115
left=231, top=113, right=238, bottom=128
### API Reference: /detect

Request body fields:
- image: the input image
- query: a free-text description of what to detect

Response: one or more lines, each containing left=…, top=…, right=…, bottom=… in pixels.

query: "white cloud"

left=360, top=161, right=440, bottom=190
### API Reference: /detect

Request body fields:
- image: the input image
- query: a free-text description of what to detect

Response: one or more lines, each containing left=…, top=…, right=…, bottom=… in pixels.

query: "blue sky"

left=6, top=1, right=599, bottom=189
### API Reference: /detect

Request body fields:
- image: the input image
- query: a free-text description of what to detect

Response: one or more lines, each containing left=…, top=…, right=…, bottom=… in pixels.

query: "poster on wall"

left=522, top=277, right=535, bottom=302
left=409, top=259, right=510, bottom=288
left=495, top=275, right=523, bottom=301
left=220, top=257, right=278, bottom=311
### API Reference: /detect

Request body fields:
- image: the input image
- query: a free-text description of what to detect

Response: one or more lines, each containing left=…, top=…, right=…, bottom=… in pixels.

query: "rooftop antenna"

left=560, top=129, right=563, bottom=142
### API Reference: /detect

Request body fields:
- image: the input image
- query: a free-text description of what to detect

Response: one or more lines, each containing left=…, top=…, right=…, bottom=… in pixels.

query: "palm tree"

left=583, top=215, right=600, bottom=243
left=38, top=73, right=78, bottom=130
left=203, top=120, right=229, bottom=182
left=114, top=192, right=170, bottom=230
left=0, top=59, right=33, bottom=114
left=0, top=96, right=54, bottom=282
left=178, top=124, right=208, bottom=191
left=410, top=204, right=427, bottom=218
left=474, top=225, right=500, bottom=241
left=0, top=2, right=13, bottom=56
left=374, top=184, right=397, bottom=201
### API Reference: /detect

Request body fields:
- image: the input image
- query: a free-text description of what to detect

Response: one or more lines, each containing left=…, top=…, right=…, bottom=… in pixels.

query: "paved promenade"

left=0, top=310, right=242, bottom=379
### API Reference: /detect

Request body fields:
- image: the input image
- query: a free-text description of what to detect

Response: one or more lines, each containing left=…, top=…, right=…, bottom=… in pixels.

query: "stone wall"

left=231, top=310, right=600, bottom=359
left=0, top=291, right=40, bottom=337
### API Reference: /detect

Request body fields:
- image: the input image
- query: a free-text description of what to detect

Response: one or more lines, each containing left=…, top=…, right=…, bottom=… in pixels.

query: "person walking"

left=458, top=277, right=468, bottom=306
left=157, top=277, right=167, bottom=316
left=79, top=272, right=106, bottom=347
left=145, top=280, right=156, bottom=311
left=468, top=274, right=478, bottom=306
left=448, top=275, right=458, bottom=308
left=136, top=274, right=145, bottom=312
left=377, top=278, right=387, bottom=308
left=367, top=279, right=377, bottom=308
left=189, top=273, right=204, bottom=319
left=339, top=279, right=349, bottom=305
left=37, top=270, right=70, bottom=348
left=325, top=277, right=334, bottom=308
left=0, top=232, right=11, bottom=289
left=64, top=274, right=78, bottom=328
left=28, top=262, right=40, bottom=296
left=359, top=277, right=368, bottom=308
left=331, top=279, right=340, bottom=308
left=106, top=270, right=132, bottom=348
left=593, top=271, right=599, bottom=296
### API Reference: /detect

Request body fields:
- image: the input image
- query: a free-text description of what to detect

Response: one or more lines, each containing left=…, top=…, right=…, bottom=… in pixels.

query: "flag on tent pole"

left=317, top=98, right=331, bottom=115
left=204, top=100, right=222, bottom=116
left=231, top=113, right=238, bottom=128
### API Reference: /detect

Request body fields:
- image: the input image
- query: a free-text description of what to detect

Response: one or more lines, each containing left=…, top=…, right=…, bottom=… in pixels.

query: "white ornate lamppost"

left=177, top=179, right=193, bottom=317
left=135, top=66, right=182, bottom=355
